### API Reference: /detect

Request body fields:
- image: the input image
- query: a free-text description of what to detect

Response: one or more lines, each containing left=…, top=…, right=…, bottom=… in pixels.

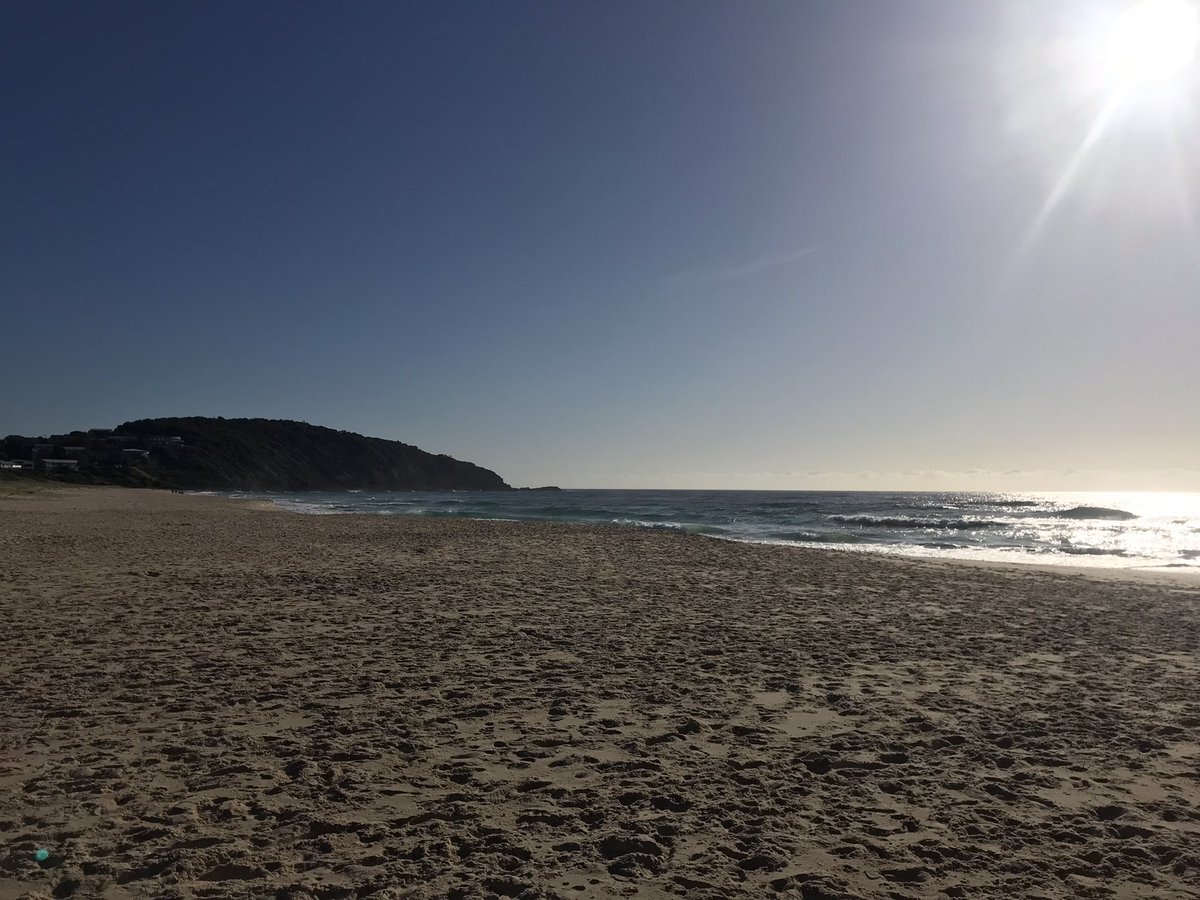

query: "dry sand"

left=1, top=486, right=1199, bottom=900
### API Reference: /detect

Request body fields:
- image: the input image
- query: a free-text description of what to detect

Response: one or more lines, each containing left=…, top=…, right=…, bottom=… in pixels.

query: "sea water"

left=222, top=489, right=1200, bottom=572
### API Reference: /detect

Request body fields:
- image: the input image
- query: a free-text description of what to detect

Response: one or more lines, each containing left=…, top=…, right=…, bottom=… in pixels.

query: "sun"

left=1000, top=0, right=1200, bottom=268
left=1101, top=0, right=1200, bottom=89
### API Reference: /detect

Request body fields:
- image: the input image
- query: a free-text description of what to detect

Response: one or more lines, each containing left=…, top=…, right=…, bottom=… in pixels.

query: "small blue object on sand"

left=35, top=849, right=49, bottom=862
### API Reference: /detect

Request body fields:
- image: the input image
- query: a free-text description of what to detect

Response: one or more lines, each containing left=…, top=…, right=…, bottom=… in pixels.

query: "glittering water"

left=220, top=489, right=1200, bottom=572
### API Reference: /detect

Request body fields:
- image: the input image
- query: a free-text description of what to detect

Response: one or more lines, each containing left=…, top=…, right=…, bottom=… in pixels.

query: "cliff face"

left=111, top=417, right=511, bottom=491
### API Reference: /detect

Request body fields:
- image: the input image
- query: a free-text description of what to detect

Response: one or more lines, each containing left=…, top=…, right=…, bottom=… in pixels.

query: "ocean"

left=220, top=489, right=1200, bottom=572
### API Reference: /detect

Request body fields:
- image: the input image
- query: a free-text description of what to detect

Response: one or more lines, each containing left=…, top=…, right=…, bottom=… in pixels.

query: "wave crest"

left=765, top=530, right=859, bottom=544
left=1059, top=545, right=1128, bottom=557
left=828, top=514, right=1001, bottom=530
left=611, top=519, right=727, bottom=536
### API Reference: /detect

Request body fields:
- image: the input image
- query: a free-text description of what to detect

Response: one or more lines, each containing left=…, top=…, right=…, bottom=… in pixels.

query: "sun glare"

left=1101, top=0, right=1200, bottom=88
left=1002, top=0, right=1200, bottom=274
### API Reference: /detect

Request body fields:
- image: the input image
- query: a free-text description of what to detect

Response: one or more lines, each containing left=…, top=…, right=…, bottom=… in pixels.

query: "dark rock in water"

left=1057, top=506, right=1138, bottom=521
left=517, top=485, right=562, bottom=491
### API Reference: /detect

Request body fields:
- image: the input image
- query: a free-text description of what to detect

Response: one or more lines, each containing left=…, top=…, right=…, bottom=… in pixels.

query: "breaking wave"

left=765, top=530, right=861, bottom=544
left=222, top=489, right=1199, bottom=572
left=828, top=514, right=1002, bottom=530
left=1059, top=545, right=1129, bottom=557
left=611, top=519, right=727, bottom=536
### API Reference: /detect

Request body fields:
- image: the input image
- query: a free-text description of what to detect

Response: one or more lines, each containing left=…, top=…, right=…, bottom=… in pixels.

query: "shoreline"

left=226, top=486, right=1200, bottom=590
left=3, top=485, right=1200, bottom=898
left=11, top=483, right=1200, bottom=589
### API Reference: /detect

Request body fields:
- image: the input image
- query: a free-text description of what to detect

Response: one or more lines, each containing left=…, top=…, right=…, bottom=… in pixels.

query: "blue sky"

left=3, top=1, right=1198, bottom=489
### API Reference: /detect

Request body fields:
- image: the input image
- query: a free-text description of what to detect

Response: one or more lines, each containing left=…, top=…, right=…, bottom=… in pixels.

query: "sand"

left=1, top=486, right=1199, bottom=900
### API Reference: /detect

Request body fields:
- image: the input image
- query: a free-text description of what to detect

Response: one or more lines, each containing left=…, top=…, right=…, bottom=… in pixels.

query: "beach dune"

left=1, top=487, right=1198, bottom=899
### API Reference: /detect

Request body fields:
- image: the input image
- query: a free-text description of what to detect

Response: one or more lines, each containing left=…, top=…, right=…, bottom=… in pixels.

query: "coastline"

left=234, top=485, right=1200, bottom=589
left=213, top=486, right=1200, bottom=586
left=3, top=486, right=1199, bottom=899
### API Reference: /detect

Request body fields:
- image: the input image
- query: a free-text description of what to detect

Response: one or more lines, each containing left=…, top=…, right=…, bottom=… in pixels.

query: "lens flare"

left=1103, top=0, right=1199, bottom=87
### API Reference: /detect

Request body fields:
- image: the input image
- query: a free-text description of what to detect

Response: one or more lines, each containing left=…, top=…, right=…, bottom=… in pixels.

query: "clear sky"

left=3, top=1, right=1198, bottom=490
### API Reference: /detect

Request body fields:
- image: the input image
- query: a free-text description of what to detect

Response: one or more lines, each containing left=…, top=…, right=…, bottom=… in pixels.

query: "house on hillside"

left=0, top=460, right=32, bottom=471
left=40, top=459, right=79, bottom=472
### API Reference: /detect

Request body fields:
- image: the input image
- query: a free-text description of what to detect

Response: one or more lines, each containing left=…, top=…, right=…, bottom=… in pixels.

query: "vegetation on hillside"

left=3, top=417, right=511, bottom=492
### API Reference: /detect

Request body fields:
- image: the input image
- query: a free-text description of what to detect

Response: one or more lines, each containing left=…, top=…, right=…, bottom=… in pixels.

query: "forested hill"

left=121, top=418, right=511, bottom=491
left=5, top=418, right=512, bottom=491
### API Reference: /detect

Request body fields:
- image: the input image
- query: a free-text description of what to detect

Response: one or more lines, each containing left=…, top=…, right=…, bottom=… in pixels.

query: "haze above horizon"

left=3, top=1, right=1197, bottom=491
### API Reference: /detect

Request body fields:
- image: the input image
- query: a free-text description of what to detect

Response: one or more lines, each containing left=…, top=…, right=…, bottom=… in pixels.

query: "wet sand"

left=1, top=486, right=1199, bottom=899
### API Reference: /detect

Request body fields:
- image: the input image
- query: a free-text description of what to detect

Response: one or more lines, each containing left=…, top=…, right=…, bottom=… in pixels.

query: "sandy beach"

left=2, top=486, right=1199, bottom=900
